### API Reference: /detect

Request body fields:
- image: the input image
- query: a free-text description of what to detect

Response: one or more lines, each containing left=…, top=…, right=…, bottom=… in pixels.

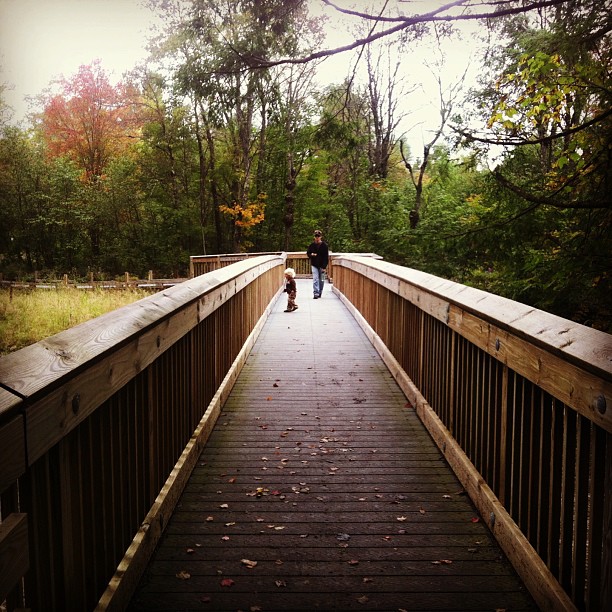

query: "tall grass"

left=0, top=287, right=151, bottom=355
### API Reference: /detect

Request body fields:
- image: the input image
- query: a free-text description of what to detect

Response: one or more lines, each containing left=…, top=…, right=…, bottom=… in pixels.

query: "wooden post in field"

left=148, top=270, right=153, bottom=281
left=63, top=274, right=68, bottom=287
left=90, top=272, right=94, bottom=284
left=125, top=272, right=130, bottom=286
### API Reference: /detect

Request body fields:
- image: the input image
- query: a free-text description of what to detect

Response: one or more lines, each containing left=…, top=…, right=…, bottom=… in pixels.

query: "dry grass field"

left=0, top=287, right=150, bottom=355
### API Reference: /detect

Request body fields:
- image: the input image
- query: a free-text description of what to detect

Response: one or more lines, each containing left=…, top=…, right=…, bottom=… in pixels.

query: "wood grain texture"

left=0, top=414, right=26, bottom=494
left=128, top=281, right=536, bottom=611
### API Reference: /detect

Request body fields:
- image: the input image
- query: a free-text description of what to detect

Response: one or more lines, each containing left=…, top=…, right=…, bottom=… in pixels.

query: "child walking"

left=283, top=268, right=298, bottom=312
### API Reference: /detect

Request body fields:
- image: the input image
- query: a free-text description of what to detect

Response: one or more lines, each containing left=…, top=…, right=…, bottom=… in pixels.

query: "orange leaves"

left=219, top=193, right=266, bottom=229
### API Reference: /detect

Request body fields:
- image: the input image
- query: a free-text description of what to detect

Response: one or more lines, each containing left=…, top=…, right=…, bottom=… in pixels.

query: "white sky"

left=0, top=0, right=485, bottom=155
left=0, top=0, right=156, bottom=122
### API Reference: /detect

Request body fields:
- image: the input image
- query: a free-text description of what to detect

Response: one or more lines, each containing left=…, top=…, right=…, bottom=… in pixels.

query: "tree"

left=40, top=61, right=140, bottom=181
left=400, top=59, right=466, bottom=228
left=457, top=0, right=611, bottom=209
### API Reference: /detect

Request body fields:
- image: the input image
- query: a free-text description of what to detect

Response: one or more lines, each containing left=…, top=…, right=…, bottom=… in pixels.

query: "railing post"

left=603, top=432, right=612, bottom=608
left=499, top=364, right=509, bottom=506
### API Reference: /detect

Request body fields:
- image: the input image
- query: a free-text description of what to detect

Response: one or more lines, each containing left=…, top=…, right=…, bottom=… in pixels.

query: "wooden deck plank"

left=128, top=281, right=537, bottom=611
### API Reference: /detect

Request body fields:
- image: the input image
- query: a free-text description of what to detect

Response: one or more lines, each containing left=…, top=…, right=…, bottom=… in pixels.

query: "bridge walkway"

left=128, top=279, right=537, bottom=611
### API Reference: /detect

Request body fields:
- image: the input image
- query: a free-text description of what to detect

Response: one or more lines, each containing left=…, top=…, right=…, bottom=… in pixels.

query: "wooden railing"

left=332, top=255, right=611, bottom=612
left=4, top=252, right=609, bottom=611
left=189, top=251, right=383, bottom=279
left=0, top=255, right=285, bottom=611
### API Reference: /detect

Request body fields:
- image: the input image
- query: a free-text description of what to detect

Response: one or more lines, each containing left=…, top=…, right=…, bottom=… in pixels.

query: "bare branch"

left=320, top=0, right=468, bottom=23
left=249, top=0, right=572, bottom=69
left=493, top=169, right=610, bottom=209
left=453, top=106, right=612, bottom=146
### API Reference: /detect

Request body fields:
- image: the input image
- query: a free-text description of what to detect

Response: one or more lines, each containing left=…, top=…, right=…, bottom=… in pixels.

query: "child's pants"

left=287, top=290, right=297, bottom=310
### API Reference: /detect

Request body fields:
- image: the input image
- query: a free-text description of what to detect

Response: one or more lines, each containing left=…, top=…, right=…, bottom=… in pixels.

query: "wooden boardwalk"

left=128, top=280, right=537, bottom=611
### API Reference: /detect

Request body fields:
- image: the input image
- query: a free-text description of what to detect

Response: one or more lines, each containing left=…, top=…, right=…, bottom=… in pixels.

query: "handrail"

left=189, top=251, right=383, bottom=279
left=332, top=255, right=611, bottom=612
left=0, top=255, right=285, bottom=611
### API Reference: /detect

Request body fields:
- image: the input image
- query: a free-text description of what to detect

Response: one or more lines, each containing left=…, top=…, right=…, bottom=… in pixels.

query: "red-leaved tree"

left=40, top=60, right=140, bottom=181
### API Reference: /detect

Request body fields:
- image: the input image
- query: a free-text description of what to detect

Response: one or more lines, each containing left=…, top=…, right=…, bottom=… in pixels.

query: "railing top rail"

left=0, top=254, right=285, bottom=425
left=190, top=251, right=383, bottom=261
left=335, top=255, right=611, bottom=378
left=334, top=255, right=611, bottom=435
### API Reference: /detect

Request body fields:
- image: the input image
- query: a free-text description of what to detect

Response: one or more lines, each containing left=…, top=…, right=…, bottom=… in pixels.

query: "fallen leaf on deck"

left=419, top=508, right=426, bottom=514
left=185, top=548, right=195, bottom=554
left=397, top=516, right=407, bottom=522
left=348, top=559, right=359, bottom=565
left=362, top=577, right=373, bottom=583
left=206, top=516, right=214, bottom=522
left=219, top=504, right=229, bottom=509
left=275, top=580, right=287, bottom=587
left=241, top=559, right=258, bottom=568
left=443, top=494, right=452, bottom=499
left=221, top=536, right=230, bottom=541
left=220, top=578, right=235, bottom=587
left=357, top=595, right=369, bottom=604
left=471, top=517, right=480, bottom=523
left=176, top=570, right=191, bottom=580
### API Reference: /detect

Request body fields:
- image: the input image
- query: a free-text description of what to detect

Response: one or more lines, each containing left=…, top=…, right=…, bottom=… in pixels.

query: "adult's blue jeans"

left=312, top=266, right=325, bottom=297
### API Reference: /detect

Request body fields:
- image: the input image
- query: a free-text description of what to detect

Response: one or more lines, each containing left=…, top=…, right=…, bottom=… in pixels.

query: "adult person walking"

left=306, top=229, right=329, bottom=299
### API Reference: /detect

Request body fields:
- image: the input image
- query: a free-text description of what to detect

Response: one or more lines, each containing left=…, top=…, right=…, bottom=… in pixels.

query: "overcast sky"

left=0, top=0, right=156, bottom=120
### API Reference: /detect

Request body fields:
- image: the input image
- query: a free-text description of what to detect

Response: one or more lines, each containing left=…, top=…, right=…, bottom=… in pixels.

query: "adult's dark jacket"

left=307, top=240, right=329, bottom=269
